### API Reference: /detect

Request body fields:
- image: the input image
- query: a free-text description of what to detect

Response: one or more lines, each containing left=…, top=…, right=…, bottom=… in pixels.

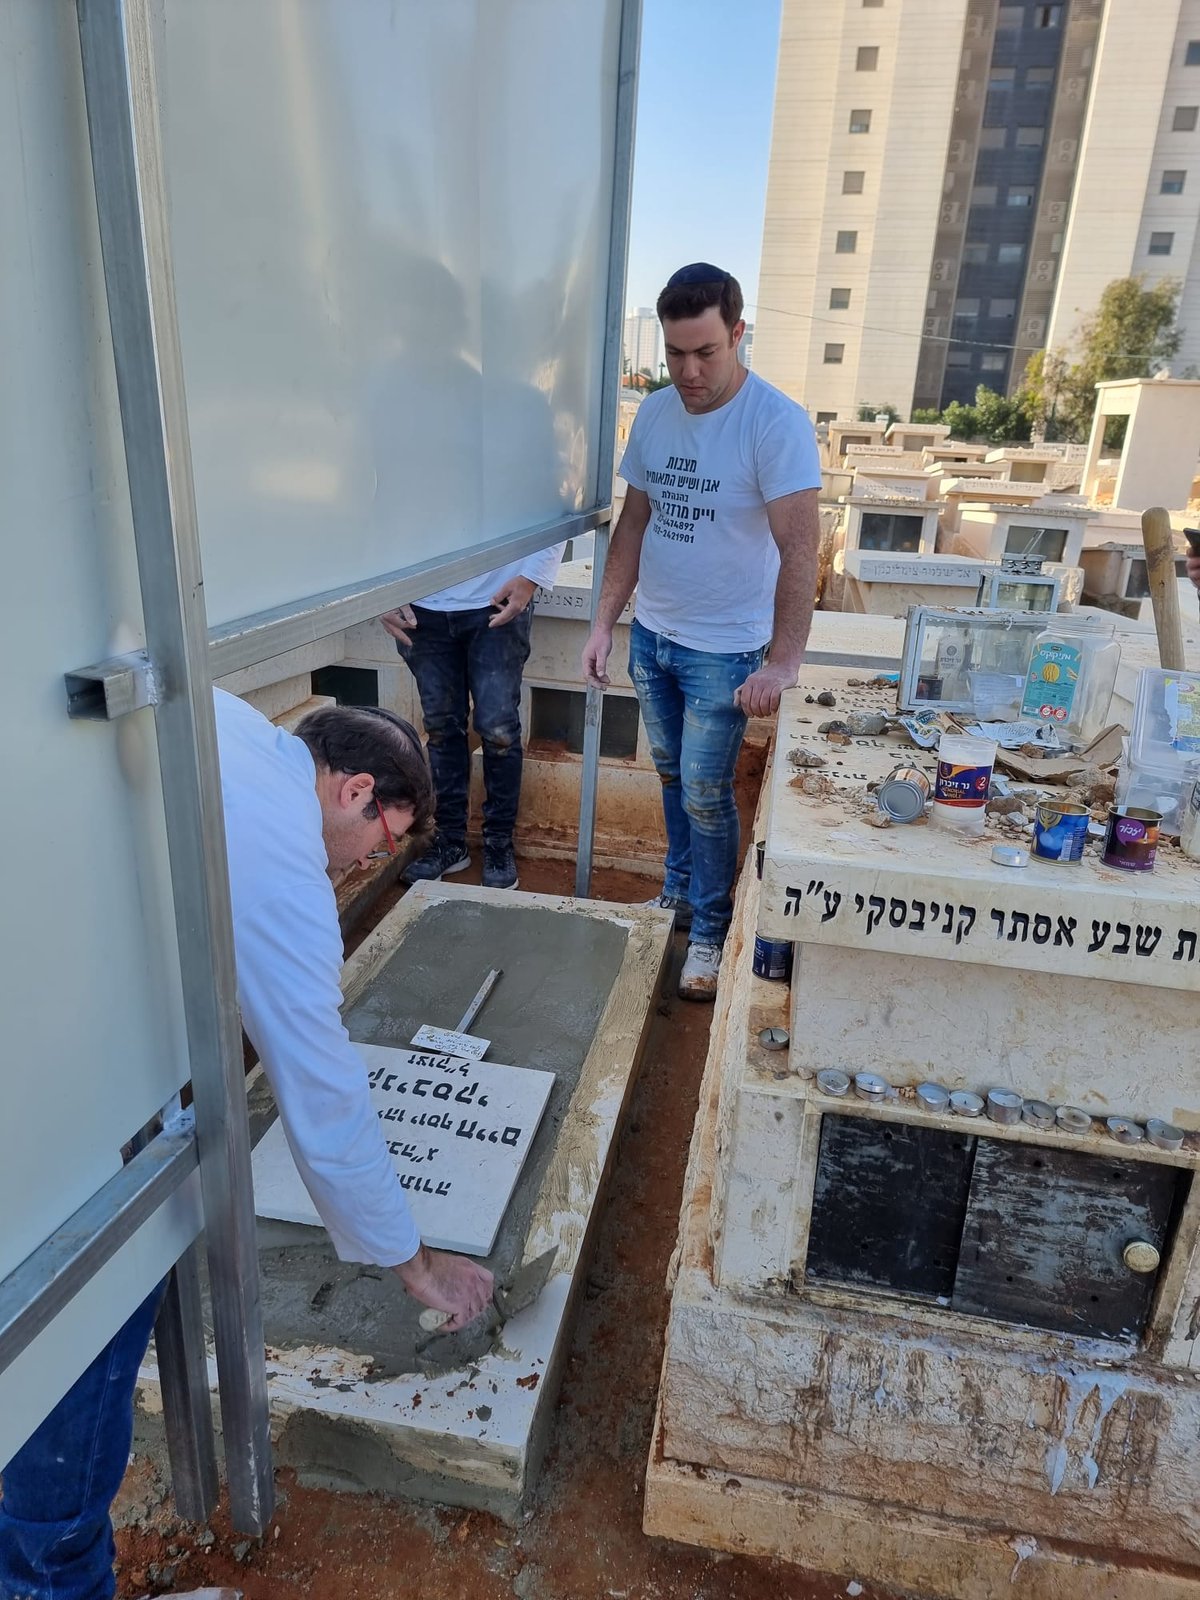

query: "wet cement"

left=248, top=899, right=629, bottom=1377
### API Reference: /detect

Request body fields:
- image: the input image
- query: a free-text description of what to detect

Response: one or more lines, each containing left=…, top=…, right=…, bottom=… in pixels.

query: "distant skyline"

left=623, top=0, right=783, bottom=321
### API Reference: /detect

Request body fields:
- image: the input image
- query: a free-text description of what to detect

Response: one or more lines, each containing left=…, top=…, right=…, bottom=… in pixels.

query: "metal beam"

left=207, top=507, right=607, bottom=680
left=76, top=0, right=273, bottom=1534
left=154, top=1244, right=220, bottom=1523
left=576, top=0, right=642, bottom=899
left=0, top=1120, right=198, bottom=1373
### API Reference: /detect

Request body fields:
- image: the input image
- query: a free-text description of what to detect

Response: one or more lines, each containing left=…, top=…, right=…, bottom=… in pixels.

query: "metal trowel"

left=414, top=1245, right=558, bottom=1375
left=411, top=967, right=502, bottom=1060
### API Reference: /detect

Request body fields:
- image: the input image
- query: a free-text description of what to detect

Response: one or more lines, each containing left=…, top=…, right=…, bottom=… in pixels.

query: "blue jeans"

left=396, top=604, right=532, bottom=845
left=629, top=619, right=764, bottom=947
left=0, top=1281, right=166, bottom=1600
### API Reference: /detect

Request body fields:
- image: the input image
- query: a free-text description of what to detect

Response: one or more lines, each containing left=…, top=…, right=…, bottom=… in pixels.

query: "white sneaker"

left=678, top=942, right=722, bottom=1001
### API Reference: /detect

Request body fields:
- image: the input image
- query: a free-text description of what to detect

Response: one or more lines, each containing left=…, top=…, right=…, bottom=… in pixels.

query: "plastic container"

left=1116, top=755, right=1196, bottom=834
left=1179, top=769, right=1200, bottom=861
left=1019, top=614, right=1120, bottom=748
left=931, top=731, right=997, bottom=835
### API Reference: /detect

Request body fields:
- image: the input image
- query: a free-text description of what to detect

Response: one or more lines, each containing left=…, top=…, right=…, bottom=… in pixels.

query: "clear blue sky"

left=624, top=0, right=783, bottom=320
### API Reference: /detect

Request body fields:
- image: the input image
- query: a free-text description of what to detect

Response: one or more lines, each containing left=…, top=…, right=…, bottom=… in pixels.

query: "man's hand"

left=734, top=661, right=799, bottom=719
left=582, top=625, right=613, bottom=690
left=488, top=575, right=537, bottom=627
left=394, top=1244, right=494, bottom=1330
left=1187, top=555, right=1200, bottom=592
left=380, top=604, right=419, bottom=647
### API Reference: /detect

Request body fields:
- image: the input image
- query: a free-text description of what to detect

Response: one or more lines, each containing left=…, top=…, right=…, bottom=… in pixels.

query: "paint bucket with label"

left=875, top=766, right=931, bottom=823
left=1032, top=799, right=1089, bottom=863
left=752, top=935, right=793, bottom=982
left=1102, top=806, right=1161, bottom=872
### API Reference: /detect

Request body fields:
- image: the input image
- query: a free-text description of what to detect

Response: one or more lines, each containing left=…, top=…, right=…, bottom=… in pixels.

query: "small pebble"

left=816, top=690, right=837, bottom=707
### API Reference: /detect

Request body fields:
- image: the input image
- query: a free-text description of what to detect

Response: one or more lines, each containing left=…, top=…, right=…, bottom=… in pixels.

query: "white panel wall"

left=0, top=0, right=199, bottom=1461
left=155, top=0, right=622, bottom=629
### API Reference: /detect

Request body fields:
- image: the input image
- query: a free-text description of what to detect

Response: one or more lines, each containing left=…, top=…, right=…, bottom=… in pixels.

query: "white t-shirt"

left=214, top=688, right=421, bottom=1268
left=415, top=545, right=565, bottom=612
left=618, top=373, right=821, bottom=652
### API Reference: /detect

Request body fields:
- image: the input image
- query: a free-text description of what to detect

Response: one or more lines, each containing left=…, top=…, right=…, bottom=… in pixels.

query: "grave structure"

left=138, top=882, right=673, bottom=1519
left=646, top=669, right=1200, bottom=1598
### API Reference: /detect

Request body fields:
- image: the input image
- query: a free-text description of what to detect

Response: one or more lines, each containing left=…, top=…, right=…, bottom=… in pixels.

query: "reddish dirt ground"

left=112, top=850, right=899, bottom=1600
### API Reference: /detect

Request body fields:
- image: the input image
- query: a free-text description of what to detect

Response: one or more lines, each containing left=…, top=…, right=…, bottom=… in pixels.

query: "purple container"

left=1102, top=806, right=1162, bottom=872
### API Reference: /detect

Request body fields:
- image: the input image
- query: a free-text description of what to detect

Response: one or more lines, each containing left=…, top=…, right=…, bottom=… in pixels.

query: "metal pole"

left=575, top=0, right=642, bottom=900
left=76, top=0, right=273, bottom=1533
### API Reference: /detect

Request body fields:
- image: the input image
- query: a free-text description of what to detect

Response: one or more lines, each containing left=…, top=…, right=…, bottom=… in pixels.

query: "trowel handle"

left=1142, top=506, right=1186, bottom=670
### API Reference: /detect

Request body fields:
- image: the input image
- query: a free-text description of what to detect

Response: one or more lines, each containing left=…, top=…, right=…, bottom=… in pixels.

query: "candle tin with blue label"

left=752, top=935, right=793, bottom=982
left=1032, top=799, right=1089, bottom=863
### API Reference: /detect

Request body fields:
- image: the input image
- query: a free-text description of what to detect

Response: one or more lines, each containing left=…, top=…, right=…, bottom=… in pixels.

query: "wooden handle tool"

left=1141, top=505, right=1186, bottom=670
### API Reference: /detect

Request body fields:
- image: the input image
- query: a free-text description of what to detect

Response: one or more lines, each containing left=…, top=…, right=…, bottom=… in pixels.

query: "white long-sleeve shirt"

left=413, top=546, right=565, bottom=612
left=214, top=687, right=420, bottom=1267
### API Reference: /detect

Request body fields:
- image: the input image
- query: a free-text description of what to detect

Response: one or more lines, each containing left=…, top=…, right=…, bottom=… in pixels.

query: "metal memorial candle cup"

left=1102, top=806, right=1162, bottom=873
left=1032, top=799, right=1089, bottom=864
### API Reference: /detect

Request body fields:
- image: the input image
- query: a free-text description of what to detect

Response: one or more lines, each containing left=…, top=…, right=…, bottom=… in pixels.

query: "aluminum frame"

left=576, top=0, right=642, bottom=900
left=76, top=0, right=273, bottom=1533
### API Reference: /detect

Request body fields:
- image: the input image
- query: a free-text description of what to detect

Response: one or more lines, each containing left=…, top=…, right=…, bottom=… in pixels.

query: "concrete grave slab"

left=251, top=1044, right=555, bottom=1255
left=135, top=883, right=673, bottom=1519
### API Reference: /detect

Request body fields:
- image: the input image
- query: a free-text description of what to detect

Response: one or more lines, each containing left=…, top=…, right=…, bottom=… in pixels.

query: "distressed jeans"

left=629, top=619, right=764, bottom=948
left=0, top=1281, right=166, bottom=1600
left=396, top=604, right=533, bottom=845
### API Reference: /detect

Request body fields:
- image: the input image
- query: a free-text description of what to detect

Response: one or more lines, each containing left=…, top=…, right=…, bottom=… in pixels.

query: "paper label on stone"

left=252, top=1044, right=555, bottom=1256
left=410, top=1024, right=490, bottom=1059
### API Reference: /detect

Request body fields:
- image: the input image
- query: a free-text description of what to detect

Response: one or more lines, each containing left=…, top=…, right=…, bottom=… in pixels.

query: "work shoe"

left=678, top=942, right=722, bottom=1001
left=403, top=834, right=470, bottom=884
left=482, top=839, right=518, bottom=890
left=642, top=892, right=693, bottom=931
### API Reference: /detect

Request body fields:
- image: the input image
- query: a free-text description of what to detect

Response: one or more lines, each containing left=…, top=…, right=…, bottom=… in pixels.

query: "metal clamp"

left=64, top=649, right=160, bottom=720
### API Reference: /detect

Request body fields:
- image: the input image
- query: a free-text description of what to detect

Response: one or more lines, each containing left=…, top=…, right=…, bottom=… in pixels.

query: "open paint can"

left=1102, top=806, right=1162, bottom=872
left=1032, top=799, right=1089, bottom=863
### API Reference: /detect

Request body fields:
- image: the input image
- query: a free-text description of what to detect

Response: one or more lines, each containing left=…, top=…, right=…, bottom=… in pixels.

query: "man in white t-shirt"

left=381, top=547, right=564, bottom=892
left=582, top=264, right=821, bottom=1000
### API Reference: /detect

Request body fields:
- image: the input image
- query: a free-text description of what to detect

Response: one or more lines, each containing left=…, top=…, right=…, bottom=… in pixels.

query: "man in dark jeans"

left=382, top=546, right=563, bottom=889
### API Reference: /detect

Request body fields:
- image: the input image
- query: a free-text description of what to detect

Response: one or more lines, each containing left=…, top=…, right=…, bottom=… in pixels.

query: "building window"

left=857, top=46, right=879, bottom=70
left=947, top=350, right=972, bottom=367
left=862, top=0, right=883, bottom=7
left=979, top=126, right=1007, bottom=149
left=971, top=184, right=998, bottom=205
left=954, top=297, right=980, bottom=317
left=980, top=353, right=1007, bottom=372
left=996, top=4, right=1023, bottom=27
left=843, top=169, right=866, bottom=194
left=990, top=297, right=1016, bottom=317
left=997, top=243, right=1025, bottom=264
left=963, top=242, right=988, bottom=264
left=816, top=411, right=838, bottom=424
left=849, top=108, right=872, bottom=133
left=1187, top=41, right=1200, bottom=65
left=1034, top=4, right=1062, bottom=25
left=1149, top=231, right=1175, bottom=255
left=836, top=230, right=858, bottom=253
left=1016, top=126, right=1045, bottom=147
left=1173, top=105, right=1199, bottom=131
left=1162, top=169, right=1187, bottom=193
left=824, top=343, right=845, bottom=364
left=1007, top=185, right=1035, bottom=206
left=1026, top=66, right=1055, bottom=86
left=829, top=287, right=852, bottom=309
left=989, top=67, right=1016, bottom=89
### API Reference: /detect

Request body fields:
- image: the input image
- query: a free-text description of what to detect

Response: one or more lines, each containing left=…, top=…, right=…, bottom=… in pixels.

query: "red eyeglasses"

left=370, top=798, right=398, bottom=859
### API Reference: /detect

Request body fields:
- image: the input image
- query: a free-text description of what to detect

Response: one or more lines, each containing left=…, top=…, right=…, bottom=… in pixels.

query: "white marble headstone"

left=251, top=1043, right=555, bottom=1256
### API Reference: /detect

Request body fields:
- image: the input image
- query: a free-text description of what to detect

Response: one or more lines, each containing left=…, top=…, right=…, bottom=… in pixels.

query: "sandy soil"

left=112, top=848, right=899, bottom=1600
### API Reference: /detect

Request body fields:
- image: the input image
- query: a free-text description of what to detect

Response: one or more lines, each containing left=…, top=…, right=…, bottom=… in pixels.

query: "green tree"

left=910, top=407, right=943, bottom=424
left=1017, top=276, right=1182, bottom=441
left=940, top=399, right=979, bottom=439
left=974, top=384, right=1033, bottom=444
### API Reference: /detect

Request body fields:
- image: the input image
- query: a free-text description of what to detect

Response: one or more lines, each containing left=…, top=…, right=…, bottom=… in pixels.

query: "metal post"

left=575, top=0, right=642, bottom=900
left=153, top=1244, right=219, bottom=1522
left=76, top=0, right=273, bottom=1533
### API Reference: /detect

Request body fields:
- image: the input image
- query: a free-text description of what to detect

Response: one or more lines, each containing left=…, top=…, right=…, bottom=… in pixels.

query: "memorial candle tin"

left=1032, top=799, right=1089, bottom=863
left=1102, top=806, right=1162, bottom=873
